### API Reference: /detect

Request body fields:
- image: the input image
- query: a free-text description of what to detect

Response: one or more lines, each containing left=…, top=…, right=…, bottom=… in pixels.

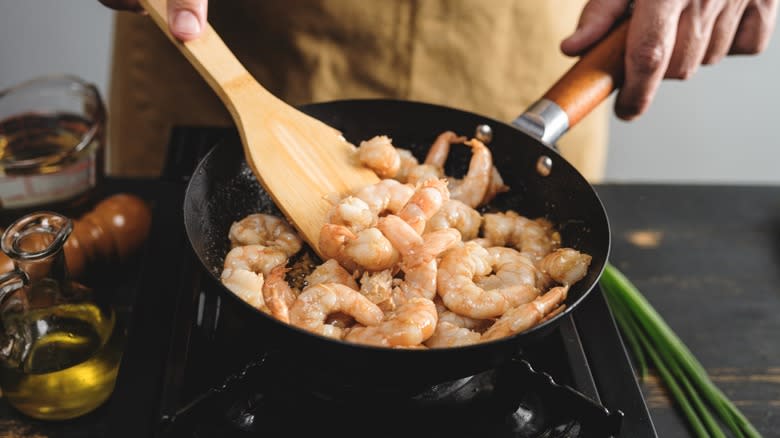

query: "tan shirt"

left=108, top=0, right=609, bottom=181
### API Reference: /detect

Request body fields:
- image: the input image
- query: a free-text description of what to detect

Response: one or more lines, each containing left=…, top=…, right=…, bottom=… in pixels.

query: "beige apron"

left=107, top=0, right=609, bottom=181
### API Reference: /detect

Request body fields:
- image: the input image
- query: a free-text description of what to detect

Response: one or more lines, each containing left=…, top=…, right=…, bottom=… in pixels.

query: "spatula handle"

left=138, top=0, right=272, bottom=109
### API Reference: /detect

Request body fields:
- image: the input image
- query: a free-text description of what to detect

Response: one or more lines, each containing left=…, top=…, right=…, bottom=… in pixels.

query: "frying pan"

left=183, top=21, right=627, bottom=393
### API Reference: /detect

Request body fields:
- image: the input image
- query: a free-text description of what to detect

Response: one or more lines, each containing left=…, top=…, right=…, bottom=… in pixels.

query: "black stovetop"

left=104, top=127, right=657, bottom=438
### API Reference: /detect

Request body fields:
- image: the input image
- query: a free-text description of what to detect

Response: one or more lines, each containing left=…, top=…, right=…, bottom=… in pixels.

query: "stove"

left=107, top=127, right=657, bottom=438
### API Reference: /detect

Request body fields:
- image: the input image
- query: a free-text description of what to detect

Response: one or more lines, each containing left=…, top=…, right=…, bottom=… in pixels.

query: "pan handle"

left=512, top=21, right=629, bottom=146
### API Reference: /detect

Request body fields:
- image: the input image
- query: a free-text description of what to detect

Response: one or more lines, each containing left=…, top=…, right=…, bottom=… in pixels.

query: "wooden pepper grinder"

left=0, top=193, right=152, bottom=278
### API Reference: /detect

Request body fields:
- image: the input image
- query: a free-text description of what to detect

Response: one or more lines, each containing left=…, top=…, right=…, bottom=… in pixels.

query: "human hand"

left=98, top=0, right=208, bottom=41
left=561, top=0, right=778, bottom=120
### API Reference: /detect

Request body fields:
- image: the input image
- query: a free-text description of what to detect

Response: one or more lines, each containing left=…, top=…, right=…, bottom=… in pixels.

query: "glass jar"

left=0, top=75, right=106, bottom=227
left=0, top=212, right=124, bottom=420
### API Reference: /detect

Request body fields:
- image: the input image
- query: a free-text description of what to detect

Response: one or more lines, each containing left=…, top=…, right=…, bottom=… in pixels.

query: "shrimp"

left=220, top=268, right=266, bottom=311
left=262, top=266, right=298, bottom=323
left=344, top=228, right=399, bottom=271
left=345, top=297, right=437, bottom=347
left=482, top=211, right=561, bottom=260
left=377, top=215, right=460, bottom=300
left=449, top=139, right=492, bottom=208
left=228, top=214, right=302, bottom=257
left=425, top=322, right=481, bottom=348
left=438, top=309, right=492, bottom=332
left=358, top=135, right=401, bottom=178
left=398, top=178, right=450, bottom=235
left=353, top=179, right=415, bottom=218
left=220, top=244, right=287, bottom=312
left=424, top=131, right=507, bottom=206
left=222, top=244, right=288, bottom=278
left=305, top=259, right=358, bottom=290
left=475, top=247, right=543, bottom=304
left=405, top=164, right=443, bottom=186
left=483, top=167, right=510, bottom=205
left=538, top=248, right=592, bottom=286
left=318, top=225, right=399, bottom=271
left=425, top=199, right=481, bottom=240
left=289, top=283, right=384, bottom=339
left=326, top=196, right=374, bottom=232
left=482, top=286, right=568, bottom=341
left=437, top=241, right=542, bottom=319
left=378, top=215, right=459, bottom=269
left=318, top=224, right=359, bottom=272
left=394, top=148, right=419, bottom=183
left=424, top=131, right=467, bottom=168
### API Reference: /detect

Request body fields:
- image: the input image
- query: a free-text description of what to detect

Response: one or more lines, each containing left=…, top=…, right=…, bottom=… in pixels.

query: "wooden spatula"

left=138, top=0, right=379, bottom=257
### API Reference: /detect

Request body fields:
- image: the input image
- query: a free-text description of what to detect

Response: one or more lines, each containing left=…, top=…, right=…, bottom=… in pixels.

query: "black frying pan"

left=183, top=22, right=628, bottom=393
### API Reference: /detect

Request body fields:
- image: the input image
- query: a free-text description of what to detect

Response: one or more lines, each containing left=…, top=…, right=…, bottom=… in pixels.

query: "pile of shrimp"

left=220, top=131, right=592, bottom=349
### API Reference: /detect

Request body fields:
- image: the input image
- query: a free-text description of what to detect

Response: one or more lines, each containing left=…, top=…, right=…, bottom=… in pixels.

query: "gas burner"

left=159, top=350, right=621, bottom=438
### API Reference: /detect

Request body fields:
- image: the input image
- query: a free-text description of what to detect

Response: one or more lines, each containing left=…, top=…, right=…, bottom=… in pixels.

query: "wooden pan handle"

left=543, top=21, right=629, bottom=128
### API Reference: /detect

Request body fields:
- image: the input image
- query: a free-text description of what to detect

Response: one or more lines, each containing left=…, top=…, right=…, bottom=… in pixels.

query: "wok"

left=183, top=21, right=627, bottom=393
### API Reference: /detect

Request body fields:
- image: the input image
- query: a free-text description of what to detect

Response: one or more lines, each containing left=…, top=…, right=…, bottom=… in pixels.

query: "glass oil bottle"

left=0, top=212, right=125, bottom=420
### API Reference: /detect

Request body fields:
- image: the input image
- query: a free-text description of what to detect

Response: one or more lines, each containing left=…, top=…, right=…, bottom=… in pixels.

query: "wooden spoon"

left=138, top=0, right=379, bottom=257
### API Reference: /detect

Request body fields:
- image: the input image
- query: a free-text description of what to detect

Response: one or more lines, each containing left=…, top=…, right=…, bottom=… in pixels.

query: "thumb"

left=168, top=0, right=208, bottom=41
left=561, top=0, right=630, bottom=56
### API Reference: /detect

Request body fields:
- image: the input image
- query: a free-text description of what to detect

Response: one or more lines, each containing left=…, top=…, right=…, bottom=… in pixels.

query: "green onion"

left=600, top=263, right=762, bottom=438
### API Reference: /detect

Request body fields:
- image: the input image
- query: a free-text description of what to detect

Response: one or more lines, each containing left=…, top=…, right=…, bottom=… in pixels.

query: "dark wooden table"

left=0, top=182, right=777, bottom=437
left=597, top=184, right=780, bottom=437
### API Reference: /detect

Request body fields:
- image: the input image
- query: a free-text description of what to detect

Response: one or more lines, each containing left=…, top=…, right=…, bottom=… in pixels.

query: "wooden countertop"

left=596, top=184, right=780, bottom=437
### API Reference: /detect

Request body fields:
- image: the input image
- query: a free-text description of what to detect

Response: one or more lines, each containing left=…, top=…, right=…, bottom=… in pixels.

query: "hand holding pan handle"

left=513, top=20, right=629, bottom=146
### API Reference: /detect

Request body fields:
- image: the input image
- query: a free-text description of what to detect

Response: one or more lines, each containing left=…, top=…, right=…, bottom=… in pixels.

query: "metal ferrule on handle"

left=511, top=99, right=570, bottom=147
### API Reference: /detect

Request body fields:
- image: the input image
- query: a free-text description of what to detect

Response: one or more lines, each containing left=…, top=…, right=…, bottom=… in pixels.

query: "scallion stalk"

left=600, top=263, right=762, bottom=438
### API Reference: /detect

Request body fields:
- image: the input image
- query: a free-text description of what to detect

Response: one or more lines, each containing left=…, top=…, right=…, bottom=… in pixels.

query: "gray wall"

left=1, top=0, right=778, bottom=184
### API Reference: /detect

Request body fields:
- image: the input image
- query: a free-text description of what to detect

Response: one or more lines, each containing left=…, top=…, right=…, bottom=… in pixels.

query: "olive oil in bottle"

left=0, top=212, right=124, bottom=420
left=0, top=301, right=125, bottom=420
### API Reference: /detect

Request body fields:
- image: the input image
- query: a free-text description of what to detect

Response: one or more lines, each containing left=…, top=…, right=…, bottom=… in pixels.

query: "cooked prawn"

left=398, top=178, right=450, bottom=235
left=425, top=199, right=481, bottom=240
left=305, top=259, right=358, bottom=290
left=405, top=164, right=444, bottom=186
left=353, top=179, right=415, bottom=218
left=394, top=148, right=420, bottom=183
left=539, top=248, right=592, bottom=286
left=358, top=135, right=401, bottom=178
left=475, top=247, right=543, bottom=303
left=220, top=268, right=266, bottom=312
left=326, top=196, right=374, bottom=232
left=222, top=244, right=288, bottom=278
left=449, top=139, right=492, bottom=208
left=318, top=225, right=399, bottom=272
left=228, top=214, right=302, bottom=257
left=424, top=131, right=467, bottom=168
left=483, top=167, right=510, bottom=205
left=425, top=322, right=481, bottom=348
left=437, top=241, right=543, bottom=319
left=482, top=286, right=568, bottom=341
left=262, top=266, right=298, bottom=323
left=345, top=297, right=437, bottom=347
left=482, top=211, right=561, bottom=260
left=289, top=283, right=384, bottom=339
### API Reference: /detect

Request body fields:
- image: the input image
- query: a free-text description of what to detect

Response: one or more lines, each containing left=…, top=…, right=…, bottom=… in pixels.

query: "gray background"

left=1, top=0, right=777, bottom=183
